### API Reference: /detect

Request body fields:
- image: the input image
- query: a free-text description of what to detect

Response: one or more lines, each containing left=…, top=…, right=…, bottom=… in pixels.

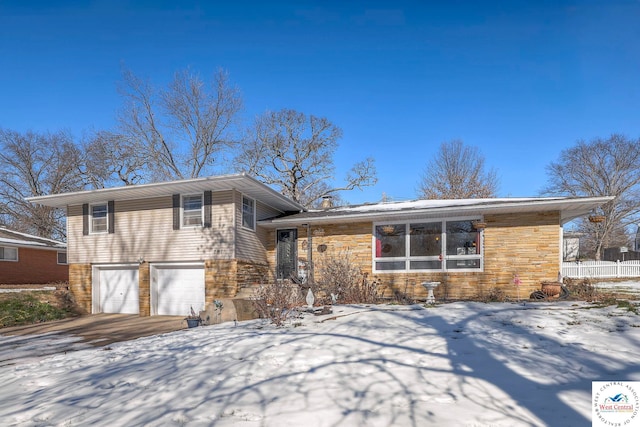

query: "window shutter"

left=204, top=191, right=212, bottom=228
left=172, top=194, right=181, bottom=230
left=108, top=200, right=115, bottom=234
left=82, top=203, right=89, bottom=236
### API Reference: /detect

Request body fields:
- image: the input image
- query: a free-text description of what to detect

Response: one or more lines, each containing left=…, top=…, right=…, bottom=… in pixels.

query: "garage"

left=93, top=265, right=140, bottom=314
left=151, top=263, right=205, bottom=316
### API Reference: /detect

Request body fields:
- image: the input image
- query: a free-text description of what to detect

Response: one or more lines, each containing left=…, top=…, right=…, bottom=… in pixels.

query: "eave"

left=259, top=196, right=614, bottom=228
left=26, top=173, right=306, bottom=214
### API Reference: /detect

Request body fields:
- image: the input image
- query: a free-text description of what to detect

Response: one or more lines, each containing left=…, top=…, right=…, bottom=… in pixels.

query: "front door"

left=276, top=229, right=297, bottom=280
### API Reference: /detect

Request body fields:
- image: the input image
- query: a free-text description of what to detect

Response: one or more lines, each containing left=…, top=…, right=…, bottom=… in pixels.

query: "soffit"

left=26, top=174, right=305, bottom=214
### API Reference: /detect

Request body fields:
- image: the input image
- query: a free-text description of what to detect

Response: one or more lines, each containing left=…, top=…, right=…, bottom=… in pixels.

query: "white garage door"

left=153, top=265, right=205, bottom=316
left=98, top=266, right=139, bottom=314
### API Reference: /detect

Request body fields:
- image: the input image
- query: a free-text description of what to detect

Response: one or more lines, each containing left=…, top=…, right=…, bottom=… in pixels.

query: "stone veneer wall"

left=68, top=263, right=92, bottom=314
left=480, top=211, right=560, bottom=298
left=266, top=211, right=561, bottom=300
left=138, top=262, right=150, bottom=316
left=205, top=259, right=238, bottom=299
left=236, top=260, right=272, bottom=287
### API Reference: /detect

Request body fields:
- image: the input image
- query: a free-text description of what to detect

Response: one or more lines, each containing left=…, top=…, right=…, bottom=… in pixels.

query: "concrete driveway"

left=0, top=314, right=187, bottom=366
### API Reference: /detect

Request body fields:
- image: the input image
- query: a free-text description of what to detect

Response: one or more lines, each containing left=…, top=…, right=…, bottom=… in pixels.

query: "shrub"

left=314, top=251, right=379, bottom=304
left=474, top=287, right=507, bottom=303
left=252, top=280, right=302, bottom=327
left=564, top=278, right=598, bottom=300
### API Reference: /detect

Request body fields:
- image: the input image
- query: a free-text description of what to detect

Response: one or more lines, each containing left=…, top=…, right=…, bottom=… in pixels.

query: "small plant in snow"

left=253, top=280, right=301, bottom=327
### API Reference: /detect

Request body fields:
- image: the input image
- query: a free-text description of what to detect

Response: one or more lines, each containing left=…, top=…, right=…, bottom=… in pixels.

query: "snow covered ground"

left=1, top=296, right=640, bottom=427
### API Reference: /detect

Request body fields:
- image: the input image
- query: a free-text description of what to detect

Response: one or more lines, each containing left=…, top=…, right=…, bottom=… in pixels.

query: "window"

left=0, top=246, right=18, bottom=261
left=57, top=251, right=67, bottom=265
left=91, top=204, right=108, bottom=233
left=373, top=219, right=482, bottom=272
left=242, top=196, right=255, bottom=230
left=182, top=194, right=203, bottom=227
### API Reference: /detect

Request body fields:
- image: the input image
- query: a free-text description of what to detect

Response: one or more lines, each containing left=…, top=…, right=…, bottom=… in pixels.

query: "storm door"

left=276, top=229, right=297, bottom=280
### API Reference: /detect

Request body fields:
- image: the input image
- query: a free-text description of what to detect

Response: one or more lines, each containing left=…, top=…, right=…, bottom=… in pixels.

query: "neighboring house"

left=603, top=247, right=640, bottom=262
left=0, top=227, right=68, bottom=284
left=562, top=231, right=582, bottom=261
left=27, top=173, right=612, bottom=316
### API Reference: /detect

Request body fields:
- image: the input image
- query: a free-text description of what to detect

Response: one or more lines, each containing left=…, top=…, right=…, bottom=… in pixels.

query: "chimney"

left=321, top=195, right=333, bottom=209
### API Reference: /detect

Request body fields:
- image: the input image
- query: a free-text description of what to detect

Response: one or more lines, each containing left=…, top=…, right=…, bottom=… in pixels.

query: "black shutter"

left=82, top=203, right=89, bottom=236
left=204, top=191, right=212, bottom=228
left=172, top=194, right=181, bottom=230
left=108, top=200, right=115, bottom=234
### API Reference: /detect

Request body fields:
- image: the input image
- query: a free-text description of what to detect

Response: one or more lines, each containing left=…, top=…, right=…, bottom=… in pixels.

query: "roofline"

left=259, top=196, right=615, bottom=227
left=0, top=241, right=66, bottom=251
left=26, top=173, right=306, bottom=212
left=0, top=227, right=66, bottom=248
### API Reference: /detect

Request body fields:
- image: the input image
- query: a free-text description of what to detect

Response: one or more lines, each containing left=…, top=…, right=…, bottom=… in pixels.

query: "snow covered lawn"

left=1, top=301, right=640, bottom=426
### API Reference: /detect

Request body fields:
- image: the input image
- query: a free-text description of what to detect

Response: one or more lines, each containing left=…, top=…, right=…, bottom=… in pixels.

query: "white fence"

left=562, top=260, right=640, bottom=279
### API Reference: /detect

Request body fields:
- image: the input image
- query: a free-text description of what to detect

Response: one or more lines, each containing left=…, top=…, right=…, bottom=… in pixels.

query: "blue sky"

left=1, top=1, right=639, bottom=204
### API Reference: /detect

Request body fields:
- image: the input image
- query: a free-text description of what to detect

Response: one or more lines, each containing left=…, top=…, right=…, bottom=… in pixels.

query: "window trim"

left=181, top=193, right=204, bottom=228
left=0, top=246, right=18, bottom=262
left=90, top=203, right=109, bottom=234
left=372, top=216, right=483, bottom=273
left=241, top=195, right=256, bottom=231
left=57, top=251, right=68, bottom=265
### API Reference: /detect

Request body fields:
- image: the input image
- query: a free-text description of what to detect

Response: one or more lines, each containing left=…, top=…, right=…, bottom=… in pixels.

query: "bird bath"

left=422, top=281, right=440, bottom=304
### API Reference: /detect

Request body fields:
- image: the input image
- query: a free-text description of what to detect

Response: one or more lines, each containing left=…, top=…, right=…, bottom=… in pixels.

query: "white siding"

left=235, top=191, right=281, bottom=263
left=68, top=192, right=236, bottom=264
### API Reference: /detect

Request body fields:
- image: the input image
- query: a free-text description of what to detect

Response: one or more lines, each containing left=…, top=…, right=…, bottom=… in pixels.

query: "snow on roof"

left=0, top=228, right=66, bottom=249
left=317, top=197, right=544, bottom=213
left=261, top=196, right=613, bottom=226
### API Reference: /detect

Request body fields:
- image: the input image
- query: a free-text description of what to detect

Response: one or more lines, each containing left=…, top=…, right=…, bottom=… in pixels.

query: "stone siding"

left=266, top=212, right=561, bottom=300
left=205, top=259, right=238, bottom=299
left=68, top=263, right=92, bottom=314
left=138, top=262, right=150, bottom=317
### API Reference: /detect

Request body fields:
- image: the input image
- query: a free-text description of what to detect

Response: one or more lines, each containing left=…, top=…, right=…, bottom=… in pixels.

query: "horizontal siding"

left=68, top=192, right=236, bottom=264
left=235, top=192, right=273, bottom=263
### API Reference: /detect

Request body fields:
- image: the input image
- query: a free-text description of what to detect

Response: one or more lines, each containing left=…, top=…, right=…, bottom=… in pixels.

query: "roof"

left=26, top=173, right=306, bottom=214
left=259, top=196, right=614, bottom=227
left=0, top=228, right=66, bottom=250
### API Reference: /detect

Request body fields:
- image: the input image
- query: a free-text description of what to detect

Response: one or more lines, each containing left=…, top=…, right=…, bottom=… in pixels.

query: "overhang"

left=0, top=228, right=66, bottom=250
left=26, top=173, right=305, bottom=214
left=259, top=196, right=614, bottom=227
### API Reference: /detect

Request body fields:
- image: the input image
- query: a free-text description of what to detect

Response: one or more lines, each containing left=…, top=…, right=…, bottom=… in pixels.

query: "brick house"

left=27, top=174, right=611, bottom=315
left=0, top=227, right=68, bottom=285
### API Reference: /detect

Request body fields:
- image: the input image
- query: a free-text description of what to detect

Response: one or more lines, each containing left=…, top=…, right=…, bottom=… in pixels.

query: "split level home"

left=27, top=173, right=612, bottom=316
left=0, top=227, right=68, bottom=284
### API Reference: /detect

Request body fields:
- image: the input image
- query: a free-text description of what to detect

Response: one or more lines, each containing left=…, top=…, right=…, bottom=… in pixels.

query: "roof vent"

left=321, top=195, right=333, bottom=209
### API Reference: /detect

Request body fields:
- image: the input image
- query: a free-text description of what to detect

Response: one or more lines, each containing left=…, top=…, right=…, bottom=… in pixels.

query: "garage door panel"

left=98, top=267, right=139, bottom=314
left=155, top=266, right=205, bottom=316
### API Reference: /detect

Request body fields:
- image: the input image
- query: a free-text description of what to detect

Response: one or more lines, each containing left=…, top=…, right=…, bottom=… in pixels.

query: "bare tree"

left=116, top=67, right=243, bottom=181
left=418, top=140, right=498, bottom=199
left=236, top=109, right=377, bottom=206
left=80, top=130, right=150, bottom=188
left=0, top=129, right=84, bottom=240
left=544, top=134, right=640, bottom=260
